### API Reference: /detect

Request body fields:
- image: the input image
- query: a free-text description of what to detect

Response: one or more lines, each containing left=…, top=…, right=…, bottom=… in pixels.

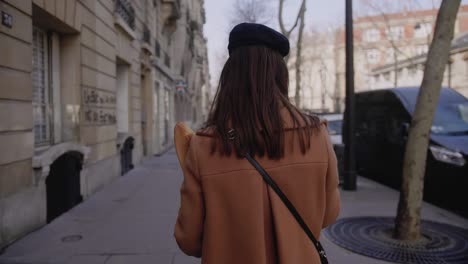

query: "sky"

left=203, top=0, right=468, bottom=89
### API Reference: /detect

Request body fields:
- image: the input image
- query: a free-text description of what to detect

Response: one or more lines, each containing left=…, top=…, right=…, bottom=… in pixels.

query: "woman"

left=174, top=23, right=340, bottom=264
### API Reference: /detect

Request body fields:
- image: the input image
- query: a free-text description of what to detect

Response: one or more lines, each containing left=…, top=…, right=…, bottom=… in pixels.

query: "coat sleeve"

left=321, top=124, right=341, bottom=228
left=174, top=139, right=204, bottom=258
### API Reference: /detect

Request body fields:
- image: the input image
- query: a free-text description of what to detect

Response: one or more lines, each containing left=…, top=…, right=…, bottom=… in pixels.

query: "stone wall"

left=0, top=0, right=36, bottom=247
left=0, top=0, right=210, bottom=248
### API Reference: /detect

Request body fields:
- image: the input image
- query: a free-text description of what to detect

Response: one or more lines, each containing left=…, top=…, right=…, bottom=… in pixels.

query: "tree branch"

left=287, top=0, right=305, bottom=37
left=278, top=0, right=287, bottom=35
left=278, top=0, right=305, bottom=38
left=294, top=0, right=307, bottom=106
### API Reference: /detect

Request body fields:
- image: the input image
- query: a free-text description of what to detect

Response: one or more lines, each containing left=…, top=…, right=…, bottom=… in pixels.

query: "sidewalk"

left=0, top=150, right=466, bottom=264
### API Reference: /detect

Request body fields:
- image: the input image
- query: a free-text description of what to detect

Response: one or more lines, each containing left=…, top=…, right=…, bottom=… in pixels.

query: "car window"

left=328, top=120, right=343, bottom=135
left=431, top=102, right=468, bottom=134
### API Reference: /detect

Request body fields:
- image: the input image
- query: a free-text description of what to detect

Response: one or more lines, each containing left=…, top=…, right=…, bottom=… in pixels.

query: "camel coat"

left=174, top=110, right=341, bottom=264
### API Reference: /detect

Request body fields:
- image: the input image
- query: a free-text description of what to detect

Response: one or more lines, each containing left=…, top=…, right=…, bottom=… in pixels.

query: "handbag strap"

left=244, top=152, right=329, bottom=264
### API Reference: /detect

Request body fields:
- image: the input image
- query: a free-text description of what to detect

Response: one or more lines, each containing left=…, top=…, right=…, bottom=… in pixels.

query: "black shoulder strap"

left=244, top=153, right=329, bottom=264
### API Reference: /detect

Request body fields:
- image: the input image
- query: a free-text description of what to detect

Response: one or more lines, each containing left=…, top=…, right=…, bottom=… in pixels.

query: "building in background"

left=335, top=4, right=468, bottom=97
left=288, top=30, right=339, bottom=113
left=0, top=0, right=210, bottom=248
left=278, top=5, right=468, bottom=114
left=371, top=33, right=468, bottom=97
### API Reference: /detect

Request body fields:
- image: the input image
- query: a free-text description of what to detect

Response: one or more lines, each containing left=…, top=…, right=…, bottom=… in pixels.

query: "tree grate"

left=323, top=217, right=468, bottom=264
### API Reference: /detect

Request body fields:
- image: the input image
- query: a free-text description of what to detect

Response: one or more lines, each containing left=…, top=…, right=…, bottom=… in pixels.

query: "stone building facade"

left=288, top=5, right=468, bottom=114
left=371, top=33, right=468, bottom=98
left=335, top=5, right=468, bottom=94
left=288, top=31, right=339, bottom=113
left=0, top=0, right=210, bottom=248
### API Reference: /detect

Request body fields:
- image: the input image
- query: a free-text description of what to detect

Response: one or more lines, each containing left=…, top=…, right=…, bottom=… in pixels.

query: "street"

left=1, top=149, right=467, bottom=264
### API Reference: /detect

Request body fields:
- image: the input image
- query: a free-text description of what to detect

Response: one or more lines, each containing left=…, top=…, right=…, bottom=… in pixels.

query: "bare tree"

left=278, top=0, right=307, bottom=107
left=394, top=0, right=461, bottom=241
left=300, top=30, right=338, bottom=112
left=294, top=1, right=306, bottom=107
left=230, top=0, right=273, bottom=26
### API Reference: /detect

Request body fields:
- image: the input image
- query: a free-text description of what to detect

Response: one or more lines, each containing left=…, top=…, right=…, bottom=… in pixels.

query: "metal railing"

left=115, top=0, right=135, bottom=30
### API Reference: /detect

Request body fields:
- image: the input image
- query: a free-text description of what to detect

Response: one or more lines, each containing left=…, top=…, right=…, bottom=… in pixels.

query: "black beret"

left=228, top=23, right=290, bottom=57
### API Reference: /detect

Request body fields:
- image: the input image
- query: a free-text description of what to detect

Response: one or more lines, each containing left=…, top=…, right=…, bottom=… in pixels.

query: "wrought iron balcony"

left=115, top=0, right=135, bottom=30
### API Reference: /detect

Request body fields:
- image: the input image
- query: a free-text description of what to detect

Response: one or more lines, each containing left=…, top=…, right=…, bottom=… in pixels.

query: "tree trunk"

left=394, top=0, right=461, bottom=241
left=294, top=0, right=306, bottom=107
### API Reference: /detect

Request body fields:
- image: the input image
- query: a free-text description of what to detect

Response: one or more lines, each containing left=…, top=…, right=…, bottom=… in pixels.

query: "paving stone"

left=105, top=254, right=174, bottom=264
left=66, top=255, right=108, bottom=264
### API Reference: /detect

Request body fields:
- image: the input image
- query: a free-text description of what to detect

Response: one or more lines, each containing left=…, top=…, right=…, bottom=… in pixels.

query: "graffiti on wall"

left=84, top=88, right=116, bottom=106
left=83, top=88, right=117, bottom=125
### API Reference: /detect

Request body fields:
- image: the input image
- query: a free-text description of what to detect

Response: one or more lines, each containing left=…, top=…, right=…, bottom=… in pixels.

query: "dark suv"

left=350, top=87, right=468, bottom=217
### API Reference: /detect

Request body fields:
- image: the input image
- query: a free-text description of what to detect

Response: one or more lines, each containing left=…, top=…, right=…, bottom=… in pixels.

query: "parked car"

left=318, top=113, right=344, bottom=183
left=348, top=87, right=468, bottom=217
left=318, top=113, right=343, bottom=145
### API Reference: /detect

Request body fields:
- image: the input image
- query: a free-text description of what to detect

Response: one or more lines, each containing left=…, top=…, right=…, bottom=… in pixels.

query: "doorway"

left=120, top=137, right=135, bottom=175
left=46, top=152, right=83, bottom=223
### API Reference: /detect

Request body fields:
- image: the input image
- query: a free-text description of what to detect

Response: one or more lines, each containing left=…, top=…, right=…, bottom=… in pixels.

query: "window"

left=155, top=40, right=161, bottom=57
left=364, top=28, right=380, bottom=42
left=409, top=66, right=417, bottom=76
left=397, top=68, right=404, bottom=78
left=386, top=26, right=404, bottom=41
left=414, top=23, right=432, bottom=38
left=383, top=72, right=391, bottom=81
left=163, top=88, right=170, bottom=144
left=154, top=81, right=160, bottom=120
left=432, top=102, right=468, bottom=134
left=366, top=49, right=381, bottom=64
left=115, top=0, right=135, bottom=30
left=327, top=120, right=343, bottom=135
left=32, top=27, right=51, bottom=145
left=142, top=25, right=150, bottom=44
left=386, top=48, right=395, bottom=63
left=116, top=63, right=130, bottom=133
left=415, top=44, right=429, bottom=56
left=164, top=52, right=171, bottom=68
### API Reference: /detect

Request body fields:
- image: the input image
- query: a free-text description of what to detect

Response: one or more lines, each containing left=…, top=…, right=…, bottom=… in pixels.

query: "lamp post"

left=343, top=0, right=357, bottom=190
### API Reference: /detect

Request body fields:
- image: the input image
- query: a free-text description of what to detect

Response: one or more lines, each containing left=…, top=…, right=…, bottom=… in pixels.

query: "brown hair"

left=205, top=46, right=320, bottom=159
